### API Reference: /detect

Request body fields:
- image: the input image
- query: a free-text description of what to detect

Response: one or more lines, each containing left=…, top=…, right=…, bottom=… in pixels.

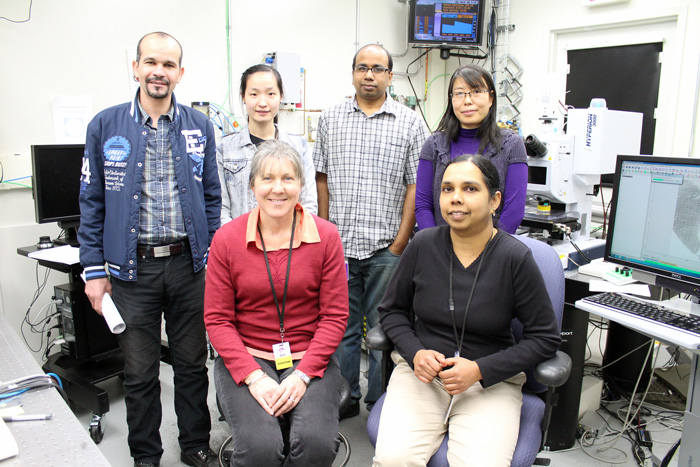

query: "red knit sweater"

left=204, top=209, right=348, bottom=384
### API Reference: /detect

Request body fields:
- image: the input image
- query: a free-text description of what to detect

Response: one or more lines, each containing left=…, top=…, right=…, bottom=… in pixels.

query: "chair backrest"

left=511, top=235, right=565, bottom=394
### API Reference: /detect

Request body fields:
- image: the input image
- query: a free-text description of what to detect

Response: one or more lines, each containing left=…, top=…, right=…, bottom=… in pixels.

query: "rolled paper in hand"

left=102, top=293, right=126, bottom=334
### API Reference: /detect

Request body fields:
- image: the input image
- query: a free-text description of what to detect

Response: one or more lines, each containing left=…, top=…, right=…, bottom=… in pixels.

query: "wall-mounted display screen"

left=409, top=0, right=485, bottom=46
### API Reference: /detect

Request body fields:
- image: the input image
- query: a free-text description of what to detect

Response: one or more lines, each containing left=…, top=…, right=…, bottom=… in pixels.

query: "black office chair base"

left=217, top=432, right=350, bottom=467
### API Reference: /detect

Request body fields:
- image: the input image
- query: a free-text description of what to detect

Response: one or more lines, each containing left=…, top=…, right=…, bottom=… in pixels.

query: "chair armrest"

left=534, top=350, right=571, bottom=388
left=366, top=326, right=393, bottom=351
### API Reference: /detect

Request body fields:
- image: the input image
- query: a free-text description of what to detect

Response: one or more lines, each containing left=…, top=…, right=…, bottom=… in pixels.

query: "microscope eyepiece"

left=525, top=134, right=548, bottom=158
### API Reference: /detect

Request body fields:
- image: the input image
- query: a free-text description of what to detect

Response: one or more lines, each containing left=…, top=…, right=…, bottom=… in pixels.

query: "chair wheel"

left=217, top=433, right=350, bottom=466
left=335, top=432, right=351, bottom=467
left=218, top=436, right=232, bottom=466
left=89, top=414, right=104, bottom=444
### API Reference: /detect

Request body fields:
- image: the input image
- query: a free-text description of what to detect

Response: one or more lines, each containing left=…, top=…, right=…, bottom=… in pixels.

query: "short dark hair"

left=445, top=154, right=501, bottom=199
left=239, top=64, right=284, bottom=98
left=136, top=32, right=183, bottom=67
left=352, top=44, right=393, bottom=72
left=436, top=64, right=500, bottom=154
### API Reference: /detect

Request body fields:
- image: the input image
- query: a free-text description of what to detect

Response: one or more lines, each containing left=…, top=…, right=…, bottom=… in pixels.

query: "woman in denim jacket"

left=217, top=64, right=317, bottom=224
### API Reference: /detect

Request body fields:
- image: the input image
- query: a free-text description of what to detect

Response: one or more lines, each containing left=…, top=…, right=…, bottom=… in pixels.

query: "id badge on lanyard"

left=273, top=342, right=293, bottom=370
left=259, top=210, right=298, bottom=372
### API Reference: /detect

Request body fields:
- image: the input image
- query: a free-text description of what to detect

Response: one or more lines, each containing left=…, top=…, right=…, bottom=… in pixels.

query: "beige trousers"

left=373, top=352, right=526, bottom=467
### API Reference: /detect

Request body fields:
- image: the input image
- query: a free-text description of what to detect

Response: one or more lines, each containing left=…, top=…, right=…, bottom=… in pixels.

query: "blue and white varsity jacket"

left=78, top=92, right=221, bottom=282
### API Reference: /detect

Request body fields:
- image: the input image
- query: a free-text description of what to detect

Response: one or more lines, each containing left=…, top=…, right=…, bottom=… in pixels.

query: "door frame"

left=545, top=6, right=691, bottom=156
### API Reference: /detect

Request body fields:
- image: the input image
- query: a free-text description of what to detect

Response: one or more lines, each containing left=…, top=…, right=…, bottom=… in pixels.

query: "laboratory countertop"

left=0, top=313, right=111, bottom=466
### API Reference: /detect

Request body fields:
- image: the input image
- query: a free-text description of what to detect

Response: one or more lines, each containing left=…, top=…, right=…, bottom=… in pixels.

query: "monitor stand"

left=54, top=223, right=79, bottom=247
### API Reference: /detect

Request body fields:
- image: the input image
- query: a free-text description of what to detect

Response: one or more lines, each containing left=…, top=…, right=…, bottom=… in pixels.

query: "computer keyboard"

left=582, top=292, right=700, bottom=336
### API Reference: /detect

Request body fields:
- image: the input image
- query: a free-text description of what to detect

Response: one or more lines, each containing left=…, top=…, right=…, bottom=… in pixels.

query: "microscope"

left=522, top=99, right=643, bottom=243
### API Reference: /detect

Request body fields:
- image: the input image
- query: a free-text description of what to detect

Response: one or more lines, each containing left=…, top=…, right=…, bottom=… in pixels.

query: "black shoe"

left=180, top=448, right=216, bottom=467
left=134, top=462, right=159, bottom=467
left=340, top=401, right=360, bottom=420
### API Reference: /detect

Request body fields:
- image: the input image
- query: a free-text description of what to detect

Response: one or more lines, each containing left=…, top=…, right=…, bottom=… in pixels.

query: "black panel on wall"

left=566, top=43, right=662, bottom=182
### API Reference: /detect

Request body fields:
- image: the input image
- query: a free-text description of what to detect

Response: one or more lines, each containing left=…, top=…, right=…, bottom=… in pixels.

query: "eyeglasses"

left=353, top=65, right=390, bottom=75
left=450, top=90, right=491, bottom=100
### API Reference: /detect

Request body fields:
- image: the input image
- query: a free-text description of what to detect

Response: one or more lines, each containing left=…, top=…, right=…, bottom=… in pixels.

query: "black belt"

left=137, top=240, right=188, bottom=258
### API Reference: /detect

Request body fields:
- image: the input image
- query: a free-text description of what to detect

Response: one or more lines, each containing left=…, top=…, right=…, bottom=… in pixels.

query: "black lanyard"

left=258, top=209, right=297, bottom=342
left=448, top=231, right=494, bottom=357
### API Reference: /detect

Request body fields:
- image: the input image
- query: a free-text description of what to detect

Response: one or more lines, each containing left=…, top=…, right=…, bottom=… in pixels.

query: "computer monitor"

left=605, top=155, right=700, bottom=299
left=31, top=144, right=84, bottom=245
left=408, top=0, right=485, bottom=47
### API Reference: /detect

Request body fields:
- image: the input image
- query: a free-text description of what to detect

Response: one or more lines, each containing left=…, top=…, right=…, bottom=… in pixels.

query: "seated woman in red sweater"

left=204, top=139, right=348, bottom=467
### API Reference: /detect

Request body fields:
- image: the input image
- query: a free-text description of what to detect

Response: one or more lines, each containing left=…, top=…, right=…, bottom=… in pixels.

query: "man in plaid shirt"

left=313, top=44, right=429, bottom=417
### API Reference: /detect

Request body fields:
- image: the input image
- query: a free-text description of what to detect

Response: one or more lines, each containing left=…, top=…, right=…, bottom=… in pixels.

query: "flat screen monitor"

left=605, top=155, right=700, bottom=298
left=409, top=0, right=485, bottom=47
left=31, top=144, right=84, bottom=244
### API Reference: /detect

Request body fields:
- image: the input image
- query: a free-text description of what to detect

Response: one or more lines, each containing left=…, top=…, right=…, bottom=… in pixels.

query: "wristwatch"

left=294, top=369, right=311, bottom=385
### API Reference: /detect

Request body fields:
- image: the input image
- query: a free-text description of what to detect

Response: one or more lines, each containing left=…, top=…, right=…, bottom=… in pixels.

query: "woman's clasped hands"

left=413, top=349, right=482, bottom=395
left=246, top=370, right=308, bottom=417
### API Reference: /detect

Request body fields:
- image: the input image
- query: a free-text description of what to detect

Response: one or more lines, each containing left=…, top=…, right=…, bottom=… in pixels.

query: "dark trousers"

left=111, top=252, right=210, bottom=463
left=336, top=247, right=400, bottom=408
left=214, top=356, right=342, bottom=467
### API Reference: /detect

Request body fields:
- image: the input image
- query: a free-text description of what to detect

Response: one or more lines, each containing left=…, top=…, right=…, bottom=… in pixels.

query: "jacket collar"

left=237, top=123, right=281, bottom=148
left=130, top=89, right=179, bottom=124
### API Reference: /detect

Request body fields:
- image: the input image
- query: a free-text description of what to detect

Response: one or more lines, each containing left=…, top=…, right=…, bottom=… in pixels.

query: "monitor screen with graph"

left=409, top=0, right=485, bottom=46
left=605, top=155, right=700, bottom=298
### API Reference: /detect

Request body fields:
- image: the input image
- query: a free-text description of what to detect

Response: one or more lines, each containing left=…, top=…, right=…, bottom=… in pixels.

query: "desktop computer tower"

left=543, top=280, right=591, bottom=451
left=54, top=283, right=119, bottom=361
left=602, top=322, right=653, bottom=394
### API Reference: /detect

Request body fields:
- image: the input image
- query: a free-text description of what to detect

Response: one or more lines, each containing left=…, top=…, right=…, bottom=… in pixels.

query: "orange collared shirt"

left=245, top=203, right=321, bottom=251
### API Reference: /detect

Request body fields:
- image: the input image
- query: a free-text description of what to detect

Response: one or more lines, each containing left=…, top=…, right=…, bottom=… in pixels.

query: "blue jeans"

left=111, top=251, right=210, bottom=463
left=214, top=356, right=342, bottom=467
left=336, top=247, right=400, bottom=407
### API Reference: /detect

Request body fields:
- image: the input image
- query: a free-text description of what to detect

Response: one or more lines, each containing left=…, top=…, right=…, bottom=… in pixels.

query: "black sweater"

left=378, top=227, right=561, bottom=387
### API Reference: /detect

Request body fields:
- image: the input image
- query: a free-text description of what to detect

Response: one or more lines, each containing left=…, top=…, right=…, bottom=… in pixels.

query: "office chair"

left=216, top=375, right=352, bottom=467
left=366, top=234, right=571, bottom=467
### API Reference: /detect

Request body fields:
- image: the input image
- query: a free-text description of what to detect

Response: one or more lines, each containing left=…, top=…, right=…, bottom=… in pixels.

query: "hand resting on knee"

left=245, top=370, right=308, bottom=417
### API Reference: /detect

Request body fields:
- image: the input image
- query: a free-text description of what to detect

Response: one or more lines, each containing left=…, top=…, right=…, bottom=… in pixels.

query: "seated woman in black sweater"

left=373, top=154, right=561, bottom=467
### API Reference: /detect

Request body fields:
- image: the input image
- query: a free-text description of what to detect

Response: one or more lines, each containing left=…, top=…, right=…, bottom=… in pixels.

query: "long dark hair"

left=436, top=64, right=501, bottom=154
left=240, top=64, right=284, bottom=124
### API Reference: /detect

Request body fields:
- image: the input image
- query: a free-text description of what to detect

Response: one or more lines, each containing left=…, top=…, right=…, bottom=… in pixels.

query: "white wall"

left=1, top=0, right=698, bottom=360
left=0, top=0, right=232, bottom=359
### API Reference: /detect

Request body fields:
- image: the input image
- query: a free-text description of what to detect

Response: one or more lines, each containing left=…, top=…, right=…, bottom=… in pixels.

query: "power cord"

left=564, top=230, right=592, bottom=264
left=21, top=262, right=62, bottom=354
left=0, top=373, right=67, bottom=404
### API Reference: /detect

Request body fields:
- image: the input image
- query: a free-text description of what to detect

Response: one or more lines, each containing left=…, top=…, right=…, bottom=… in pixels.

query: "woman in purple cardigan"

left=415, top=64, right=527, bottom=234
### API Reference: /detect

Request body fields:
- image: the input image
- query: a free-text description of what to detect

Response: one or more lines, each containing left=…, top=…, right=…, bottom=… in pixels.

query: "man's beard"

left=145, top=77, right=171, bottom=99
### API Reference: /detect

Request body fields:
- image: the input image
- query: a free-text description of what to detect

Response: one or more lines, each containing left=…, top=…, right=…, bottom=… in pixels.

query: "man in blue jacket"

left=79, top=32, right=220, bottom=467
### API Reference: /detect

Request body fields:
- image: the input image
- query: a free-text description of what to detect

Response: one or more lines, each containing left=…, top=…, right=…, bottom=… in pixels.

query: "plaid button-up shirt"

left=313, top=95, right=429, bottom=260
left=137, top=101, right=186, bottom=245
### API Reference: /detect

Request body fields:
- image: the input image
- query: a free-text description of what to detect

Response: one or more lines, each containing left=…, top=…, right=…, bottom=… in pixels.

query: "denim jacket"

left=216, top=124, right=317, bottom=224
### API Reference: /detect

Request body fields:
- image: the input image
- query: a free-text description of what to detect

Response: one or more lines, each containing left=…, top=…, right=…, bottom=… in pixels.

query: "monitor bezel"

left=604, top=154, right=700, bottom=297
left=408, top=0, right=485, bottom=47
left=31, top=144, right=84, bottom=225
